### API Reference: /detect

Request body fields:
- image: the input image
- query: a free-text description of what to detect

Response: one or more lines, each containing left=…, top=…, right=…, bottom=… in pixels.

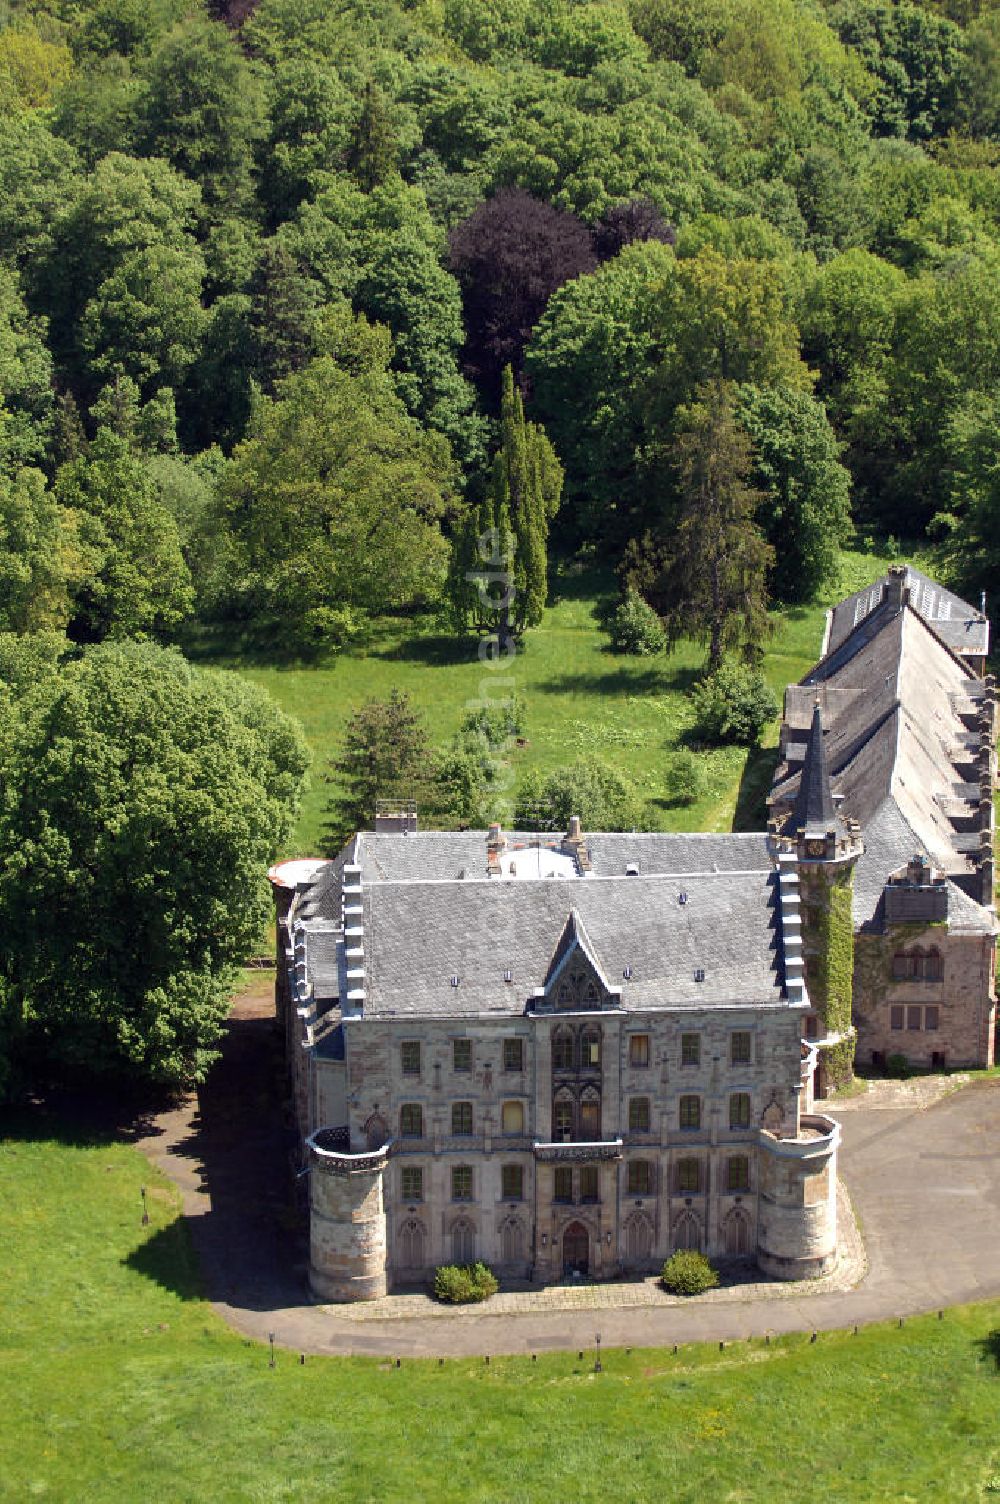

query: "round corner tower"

left=756, top=1112, right=841, bottom=1279
left=307, top=1130, right=389, bottom=1302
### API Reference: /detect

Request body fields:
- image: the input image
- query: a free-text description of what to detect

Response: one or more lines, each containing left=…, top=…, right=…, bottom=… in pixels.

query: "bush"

left=885, top=1052, right=911, bottom=1079
left=664, top=748, right=705, bottom=806
left=608, top=590, right=666, bottom=655
left=661, top=1251, right=720, bottom=1295
left=433, top=1262, right=499, bottom=1304
left=514, top=756, right=644, bottom=831
left=689, top=660, right=778, bottom=746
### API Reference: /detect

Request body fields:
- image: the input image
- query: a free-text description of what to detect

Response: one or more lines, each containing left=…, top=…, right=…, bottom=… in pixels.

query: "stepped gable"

left=824, top=564, right=989, bottom=665
left=771, top=569, right=994, bottom=923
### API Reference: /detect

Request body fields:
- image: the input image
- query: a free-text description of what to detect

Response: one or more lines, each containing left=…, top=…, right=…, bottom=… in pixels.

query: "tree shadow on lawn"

left=535, top=663, right=698, bottom=698
left=373, top=632, right=476, bottom=668
left=733, top=743, right=781, bottom=832
left=975, top=1330, right=1000, bottom=1371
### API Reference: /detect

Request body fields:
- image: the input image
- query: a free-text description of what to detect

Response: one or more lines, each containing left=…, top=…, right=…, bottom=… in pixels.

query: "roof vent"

left=450, top=975, right=460, bottom=987
left=625, top=862, right=639, bottom=877
left=623, top=965, right=633, bottom=981
left=503, top=968, right=513, bottom=984
left=678, top=891, right=688, bottom=905
left=694, top=967, right=705, bottom=983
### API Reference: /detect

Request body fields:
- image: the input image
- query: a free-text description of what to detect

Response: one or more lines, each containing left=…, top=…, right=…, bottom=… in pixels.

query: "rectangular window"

left=890, top=1005, right=904, bottom=1031
left=452, top=1101, right=473, bottom=1135
left=579, top=1165, right=599, bottom=1202
left=804, top=1015, right=818, bottom=1040
left=400, top=1103, right=423, bottom=1138
left=730, top=1031, right=752, bottom=1065
left=907, top=1005, right=922, bottom=1031
left=925, top=1005, right=939, bottom=1031
left=401, top=1166, right=423, bottom=1202
left=501, top=1100, right=524, bottom=1135
left=729, top=1093, right=752, bottom=1130
left=582, top=1032, right=601, bottom=1067
left=452, top=1038, right=472, bottom=1073
left=627, top=1160, right=652, bottom=1195
left=681, top=1033, right=700, bottom=1067
left=677, top=1157, right=701, bottom=1193
left=503, top=1038, right=524, bottom=1072
left=553, top=1166, right=573, bottom=1203
left=401, top=1041, right=421, bottom=1076
left=629, top=1033, right=650, bottom=1068
left=726, top=1155, right=750, bottom=1192
left=679, top=1095, right=701, bottom=1130
left=451, top=1165, right=473, bottom=1201
left=628, top=1096, right=651, bottom=1133
left=579, top=1098, right=600, bottom=1138
left=501, top=1164, right=523, bottom=1201
left=553, top=1099, right=573, bottom=1140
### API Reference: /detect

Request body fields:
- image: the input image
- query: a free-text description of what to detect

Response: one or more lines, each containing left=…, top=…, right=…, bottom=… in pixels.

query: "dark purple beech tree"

left=591, top=196, right=676, bottom=262
left=448, top=187, right=596, bottom=399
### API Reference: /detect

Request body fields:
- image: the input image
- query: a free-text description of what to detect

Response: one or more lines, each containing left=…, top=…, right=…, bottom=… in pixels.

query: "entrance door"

left=563, top=1221, right=589, bottom=1275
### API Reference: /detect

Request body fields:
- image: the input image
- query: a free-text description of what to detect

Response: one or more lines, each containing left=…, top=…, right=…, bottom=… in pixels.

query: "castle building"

left=271, top=565, right=995, bottom=1301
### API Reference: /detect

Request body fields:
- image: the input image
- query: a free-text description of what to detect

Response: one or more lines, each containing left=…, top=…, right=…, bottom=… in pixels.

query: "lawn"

left=215, top=546, right=900, bottom=856
left=2, top=1116, right=999, bottom=1503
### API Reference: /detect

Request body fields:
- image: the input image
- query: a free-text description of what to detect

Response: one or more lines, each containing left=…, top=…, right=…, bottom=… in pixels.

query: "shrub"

left=661, top=1251, right=720, bottom=1295
left=608, top=590, right=666, bottom=655
left=664, top=748, right=705, bottom=805
left=514, top=756, right=644, bottom=831
left=885, top=1052, right=911, bottom=1079
left=689, top=659, right=777, bottom=746
left=434, top=1262, right=499, bottom=1304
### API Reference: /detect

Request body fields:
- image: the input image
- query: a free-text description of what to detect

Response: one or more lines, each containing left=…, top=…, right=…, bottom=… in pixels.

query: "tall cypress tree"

left=447, top=366, right=562, bottom=647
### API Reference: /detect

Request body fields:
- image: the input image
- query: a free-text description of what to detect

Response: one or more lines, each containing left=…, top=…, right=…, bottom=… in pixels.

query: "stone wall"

left=854, top=927, right=996, bottom=1069
left=756, top=1114, right=839, bottom=1279
left=308, top=1138, right=388, bottom=1302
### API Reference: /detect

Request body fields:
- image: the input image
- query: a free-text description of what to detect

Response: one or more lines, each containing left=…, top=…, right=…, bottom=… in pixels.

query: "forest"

left=1, top=0, right=999, bottom=1092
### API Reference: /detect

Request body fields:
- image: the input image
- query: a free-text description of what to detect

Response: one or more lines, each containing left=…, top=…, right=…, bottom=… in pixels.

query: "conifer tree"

left=447, top=366, right=562, bottom=648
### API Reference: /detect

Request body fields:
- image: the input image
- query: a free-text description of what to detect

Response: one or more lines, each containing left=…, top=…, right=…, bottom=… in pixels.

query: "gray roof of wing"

left=361, top=869, right=784, bottom=1017
left=827, top=566, right=988, bottom=660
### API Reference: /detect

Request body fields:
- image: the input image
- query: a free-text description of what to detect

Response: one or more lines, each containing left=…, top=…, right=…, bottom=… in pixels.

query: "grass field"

left=2, top=1115, right=999, bottom=1503
left=215, top=547, right=899, bottom=856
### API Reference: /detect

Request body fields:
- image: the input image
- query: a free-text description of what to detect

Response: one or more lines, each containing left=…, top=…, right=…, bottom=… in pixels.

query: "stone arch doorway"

left=399, top=1218, right=425, bottom=1269
left=563, top=1220, right=589, bottom=1275
left=625, top=1212, right=653, bottom=1264
left=673, top=1210, right=702, bottom=1251
left=724, top=1208, right=751, bottom=1257
left=364, top=1112, right=389, bottom=1149
left=500, top=1216, right=524, bottom=1265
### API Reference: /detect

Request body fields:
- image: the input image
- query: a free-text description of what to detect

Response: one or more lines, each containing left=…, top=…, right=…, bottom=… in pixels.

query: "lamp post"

left=269, top=1331, right=276, bottom=1369
left=594, top=1332, right=602, bottom=1373
left=140, top=1186, right=149, bottom=1227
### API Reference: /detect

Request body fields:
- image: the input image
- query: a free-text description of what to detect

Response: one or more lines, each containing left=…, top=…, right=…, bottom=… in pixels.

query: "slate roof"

left=771, top=576, right=994, bottom=928
left=825, top=565, right=988, bottom=662
left=360, top=869, right=784, bottom=1017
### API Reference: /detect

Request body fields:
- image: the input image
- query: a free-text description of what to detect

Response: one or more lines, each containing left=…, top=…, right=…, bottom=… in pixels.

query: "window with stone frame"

left=452, top=1038, right=472, bottom=1072
left=504, top=1037, right=524, bottom=1072
left=628, top=1096, right=651, bottom=1133
left=581, top=1026, right=601, bottom=1068
left=627, top=1159, right=653, bottom=1195
left=501, top=1100, right=525, bottom=1135
left=730, top=1031, right=752, bottom=1066
left=401, top=1041, right=421, bottom=1076
left=726, top=1155, right=750, bottom=1192
left=890, top=1004, right=904, bottom=1030
left=677, top=1156, right=701, bottom=1193
left=400, top=1103, right=423, bottom=1137
left=925, top=1005, right=939, bottom=1030
left=629, top=1033, right=650, bottom=1068
left=580, top=1165, right=599, bottom=1202
left=681, top=1033, right=700, bottom=1066
left=452, top=1101, right=473, bottom=1135
left=579, top=1089, right=601, bottom=1138
left=501, top=1163, right=524, bottom=1201
left=679, top=1094, right=701, bottom=1130
left=892, top=947, right=944, bottom=982
left=729, top=1093, right=752, bottom=1130
left=451, top=1164, right=473, bottom=1201
left=401, top=1165, right=423, bottom=1202
left=552, top=1029, right=574, bottom=1071
left=907, top=1005, right=922, bottom=1031
left=553, top=1166, right=573, bottom=1202
left=553, top=1095, right=574, bottom=1140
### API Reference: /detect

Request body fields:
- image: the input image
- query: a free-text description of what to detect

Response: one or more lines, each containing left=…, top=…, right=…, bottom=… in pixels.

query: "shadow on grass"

left=535, top=664, right=689, bottom=698
left=124, top=1219, right=203, bottom=1301
left=975, top=1330, right=1000, bottom=1371
left=374, top=632, right=476, bottom=667
left=733, top=743, right=781, bottom=832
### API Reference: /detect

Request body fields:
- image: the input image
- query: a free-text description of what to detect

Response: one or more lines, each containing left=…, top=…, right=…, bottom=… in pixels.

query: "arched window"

left=724, top=1208, right=751, bottom=1257
left=501, top=1100, right=524, bottom=1135
left=673, top=1210, right=702, bottom=1252
left=400, top=1103, right=423, bottom=1138
left=625, top=1213, right=653, bottom=1264
left=580, top=1027, right=601, bottom=1068
left=500, top=1217, right=524, bottom=1265
left=451, top=1218, right=475, bottom=1264
left=553, top=1091, right=574, bottom=1141
left=925, top=948, right=943, bottom=981
left=552, top=1029, right=575, bottom=1070
left=399, top=1218, right=425, bottom=1268
left=581, top=978, right=600, bottom=1007
left=452, top=1101, right=473, bottom=1136
left=364, top=1112, right=389, bottom=1150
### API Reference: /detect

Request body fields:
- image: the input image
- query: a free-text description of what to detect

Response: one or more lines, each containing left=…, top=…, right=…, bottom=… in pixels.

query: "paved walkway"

left=136, top=993, right=1000, bottom=1358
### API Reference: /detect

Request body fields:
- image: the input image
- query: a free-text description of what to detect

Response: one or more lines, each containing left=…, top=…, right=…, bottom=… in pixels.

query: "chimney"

left=885, top=565, right=910, bottom=610
left=566, top=815, right=582, bottom=843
